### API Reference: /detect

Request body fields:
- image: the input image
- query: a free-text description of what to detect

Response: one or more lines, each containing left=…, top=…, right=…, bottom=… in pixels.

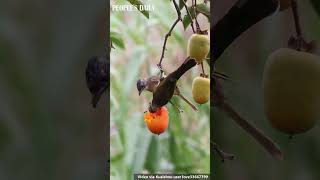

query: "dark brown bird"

left=86, top=55, right=109, bottom=108
left=148, top=58, right=197, bottom=113
left=137, top=76, right=198, bottom=111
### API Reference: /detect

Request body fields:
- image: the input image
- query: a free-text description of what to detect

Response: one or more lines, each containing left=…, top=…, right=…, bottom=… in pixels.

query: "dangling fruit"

left=187, top=34, right=210, bottom=63
left=192, top=76, right=210, bottom=104
left=144, top=107, right=169, bottom=135
left=263, top=48, right=320, bottom=134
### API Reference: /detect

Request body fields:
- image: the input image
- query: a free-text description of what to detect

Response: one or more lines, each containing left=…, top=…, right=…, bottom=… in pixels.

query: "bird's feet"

left=169, top=101, right=183, bottom=113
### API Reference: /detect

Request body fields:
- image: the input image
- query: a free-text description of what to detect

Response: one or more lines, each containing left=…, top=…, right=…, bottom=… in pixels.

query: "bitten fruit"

left=192, top=76, right=210, bottom=104
left=144, top=107, right=169, bottom=135
left=263, top=48, right=320, bottom=134
left=187, top=34, right=210, bottom=63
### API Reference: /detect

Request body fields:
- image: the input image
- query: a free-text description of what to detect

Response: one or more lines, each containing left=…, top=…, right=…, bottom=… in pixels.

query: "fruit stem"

left=201, top=62, right=205, bottom=74
left=291, top=0, right=303, bottom=48
left=193, top=0, right=201, bottom=33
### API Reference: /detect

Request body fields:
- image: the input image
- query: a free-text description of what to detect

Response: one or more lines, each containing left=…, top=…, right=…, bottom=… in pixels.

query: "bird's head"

left=137, top=79, right=147, bottom=96
left=148, top=102, right=158, bottom=113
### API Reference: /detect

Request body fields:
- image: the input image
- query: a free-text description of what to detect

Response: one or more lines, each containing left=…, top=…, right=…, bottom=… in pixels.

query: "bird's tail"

left=177, top=94, right=198, bottom=111
left=172, top=57, right=197, bottom=80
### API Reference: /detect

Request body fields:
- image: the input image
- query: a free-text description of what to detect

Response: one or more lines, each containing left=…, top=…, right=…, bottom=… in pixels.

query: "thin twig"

left=291, top=0, right=302, bottom=38
left=200, top=62, right=205, bottom=74
left=157, top=0, right=182, bottom=76
left=220, top=102, right=283, bottom=160
left=288, top=0, right=314, bottom=52
left=212, top=71, right=232, bottom=81
left=213, top=78, right=283, bottom=160
left=181, top=0, right=196, bottom=33
left=290, top=0, right=305, bottom=51
left=194, top=0, right=201, bottom=33
left=211, top=141, right=235, bottom=162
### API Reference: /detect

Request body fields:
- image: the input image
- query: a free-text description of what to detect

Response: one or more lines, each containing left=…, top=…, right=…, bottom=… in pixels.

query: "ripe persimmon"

left=144, top=107, right=169, bottom=135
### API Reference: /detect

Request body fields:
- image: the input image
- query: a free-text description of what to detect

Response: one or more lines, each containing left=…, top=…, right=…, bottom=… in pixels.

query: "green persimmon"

left=187, top=34, right=210, bottom=63
left=263, top=48, right=320, bottom=134
left=192, top=76, right=210, bottom=104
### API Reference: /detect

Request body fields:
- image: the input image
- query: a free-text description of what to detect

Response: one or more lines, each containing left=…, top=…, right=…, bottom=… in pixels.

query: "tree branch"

left=291, top=0, right=302, bottom=38
left=211, top=0, right=284, bottom=161
left=158, top=0, right=182, bottom=75
left=212, top=0, right=278, bottom=63
left=212, top=79, right=283, bottom=160
left=194, top=0, right=201, bottom=32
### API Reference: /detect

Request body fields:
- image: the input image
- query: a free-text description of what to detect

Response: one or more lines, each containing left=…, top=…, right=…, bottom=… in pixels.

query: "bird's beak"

left=138, top=87, right=145, bottom=96
left=137, top=79, right=146, bottom=96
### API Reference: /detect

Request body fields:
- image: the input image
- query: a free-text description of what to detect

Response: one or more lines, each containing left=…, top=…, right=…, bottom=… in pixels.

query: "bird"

left=148, top=57, right=197, bottom=113
left=137, top=75, right=198, bottom=111
left=86, top=55, right=109, bottom=108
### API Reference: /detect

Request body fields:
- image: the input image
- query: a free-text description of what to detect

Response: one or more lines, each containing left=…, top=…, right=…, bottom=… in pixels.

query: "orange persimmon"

left=144, top=107, right=169, bottom=135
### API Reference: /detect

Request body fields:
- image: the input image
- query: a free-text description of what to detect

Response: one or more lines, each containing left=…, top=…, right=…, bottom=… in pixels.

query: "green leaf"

left=182, top=15, right=193, bottom=30
left=127, top=0, right=150, bottom=19
left=179, top=0, right=185, bottom=10
left=311, top=0, right=320, bottom=17
left=196, top=3, right=210, bottom=19
left=182, top=3, right=210, bottom=30
left=110, top=31, right=125, bottom=49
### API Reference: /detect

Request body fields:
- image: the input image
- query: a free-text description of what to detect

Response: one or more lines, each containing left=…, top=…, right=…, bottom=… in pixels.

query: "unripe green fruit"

left=279, top=0, right=291, bottom=11
left=263, top=48, right=320, bottom=134
left=192, top=76, right=210, bottom=104
left=187, top=34, right=210, bottom=63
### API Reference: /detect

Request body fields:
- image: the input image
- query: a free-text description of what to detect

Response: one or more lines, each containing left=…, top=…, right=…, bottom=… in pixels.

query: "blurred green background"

left=110, top=0, right=210, bottom=179
left=0, top=0, right=108, bottom=179
left=213, top=0, right=320, bottom=179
